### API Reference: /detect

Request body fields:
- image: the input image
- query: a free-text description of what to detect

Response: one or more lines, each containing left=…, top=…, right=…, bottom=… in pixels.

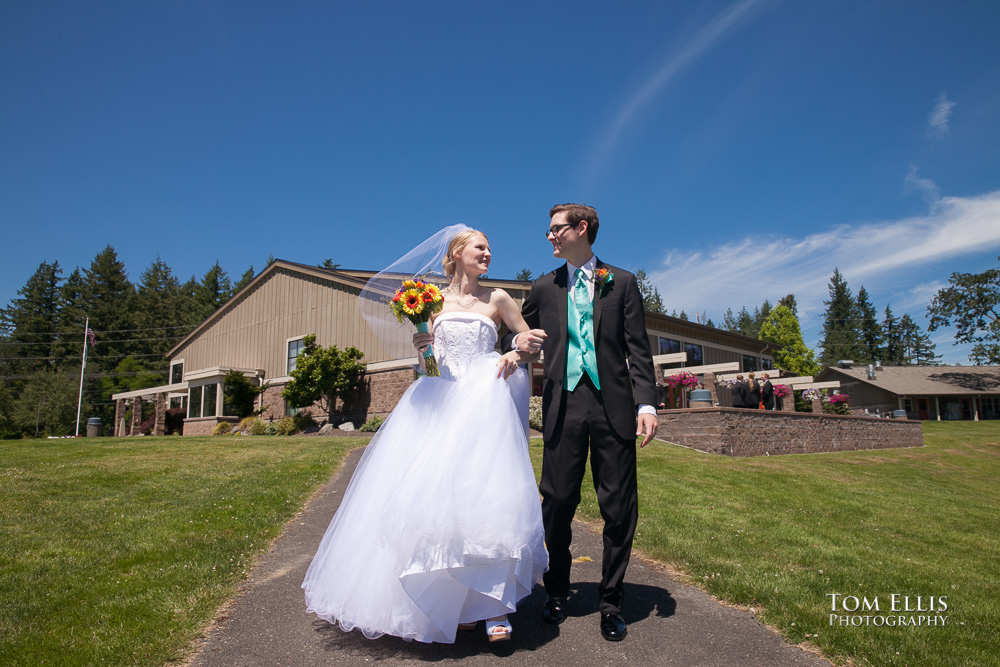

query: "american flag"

left=86, top=327, right=96, bottom=347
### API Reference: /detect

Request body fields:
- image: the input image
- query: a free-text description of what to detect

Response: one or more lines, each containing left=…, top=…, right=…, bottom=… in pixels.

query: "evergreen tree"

left=880, top=305, right=905, bottom=365
left=899, top=314, right=940, bottom=366
left=777, top=293, right=798, bottom=316
left=232, top=266, right=255, bottom=293
left=83, top=246, right=137, bottom=371
left=677, top=310, right=689, bottom=321
left=135, top=256, right=185, bottom=366
left=319, top=259, right=341, bottom=269
left=758, top=304, right=821, bottom=376
left=818, top=268, right=861, bottom=367
left=735, top=307, right=755, bottom=337
left=515, top=268, right=533, bottom=282
left=854, top=286, right=882, bottom=364
left=635, top=269, right=665, bottom=314
left=55, top=267, right=88, bottom=365
left=722, top=308, right=737, bottom=331
left=192, top=261, right=232, bottom=323
left=1, top=260, right=64, bottom=372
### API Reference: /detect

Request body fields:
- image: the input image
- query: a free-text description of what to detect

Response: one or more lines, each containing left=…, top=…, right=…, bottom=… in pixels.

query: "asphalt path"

left=185, top=445, right=831, bottom=667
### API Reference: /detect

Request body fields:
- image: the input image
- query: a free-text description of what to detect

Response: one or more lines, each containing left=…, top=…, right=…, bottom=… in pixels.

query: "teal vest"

left=566, top=269, right=600, bottom=391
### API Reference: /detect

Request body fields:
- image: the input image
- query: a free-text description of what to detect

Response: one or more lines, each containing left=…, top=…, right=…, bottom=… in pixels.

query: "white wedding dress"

left=302, top=312, right=548, bottom=643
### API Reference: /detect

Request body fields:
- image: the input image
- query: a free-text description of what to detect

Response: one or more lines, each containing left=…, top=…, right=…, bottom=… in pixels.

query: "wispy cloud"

left=927, top=92, right=956, bottom=139
left=583, top=0, right=774, bottom=186
left=905, top=164, right=941, bottom=205
left=646, top=189, right=1000, bottom=362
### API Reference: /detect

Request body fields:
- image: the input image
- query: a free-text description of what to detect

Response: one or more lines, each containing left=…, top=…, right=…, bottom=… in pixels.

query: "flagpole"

left=75, top=317, right=88, bottom=436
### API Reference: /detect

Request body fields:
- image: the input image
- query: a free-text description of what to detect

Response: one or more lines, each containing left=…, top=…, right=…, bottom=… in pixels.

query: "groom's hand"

left=637, top=413, right=658, bottom=448
left=514, top=329, right=547, bottom=353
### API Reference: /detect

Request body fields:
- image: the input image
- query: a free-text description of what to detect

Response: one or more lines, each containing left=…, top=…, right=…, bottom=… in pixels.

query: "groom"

left=508, top=203, right=658, bottom=641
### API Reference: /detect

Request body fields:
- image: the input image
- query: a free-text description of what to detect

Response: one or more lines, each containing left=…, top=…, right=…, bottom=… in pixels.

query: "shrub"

left=291, top=409, right=314, bottom=433
left=264, top=421, right=279, bottom=436
left=238, top=416, right=266, bottom=436
left=528, top=396, right=543, bottom=431
left=212, top=422, right=232, bottom=436
left=275, top=417, right=298, bottom=436
left=359, top=414, right=384, bottom=432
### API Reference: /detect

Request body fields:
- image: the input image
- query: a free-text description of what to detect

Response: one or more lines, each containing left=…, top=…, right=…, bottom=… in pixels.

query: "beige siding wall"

left=172, top=268, right=401, bottom=378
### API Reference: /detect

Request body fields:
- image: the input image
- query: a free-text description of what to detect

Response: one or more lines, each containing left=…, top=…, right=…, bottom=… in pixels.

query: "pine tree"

left=818, top=268, right=861, bottom=367
left=758, top=304, right=821, bottom=376
left=54, top=267, right=88, bottom=368
left=722, top=308, right=737, bottom=331
left=899, top=314, right=940, bottom=366
left=192, top=262, right=232, bottom=323
left=83, top=246, right=137, bottom=371
left=635, top=269, right=665, bottom=314
left=855, top=286, right=882, bottom=365
left=515, top=268, right=533, bottom=282
left=232, top=266, right=255, bottom=293
left=777, top=294, right=798, bottom=316
left=735, top=307, right=755, bottom=337
left=135, top=256, right=185, bottom=366
left=1, top=260, right=64, bottom=372
left=881, top=305, right=905, bottom=365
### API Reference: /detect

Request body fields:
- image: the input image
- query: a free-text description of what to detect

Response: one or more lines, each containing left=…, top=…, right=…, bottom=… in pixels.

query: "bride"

left=302, top=228, right=548, bottom=644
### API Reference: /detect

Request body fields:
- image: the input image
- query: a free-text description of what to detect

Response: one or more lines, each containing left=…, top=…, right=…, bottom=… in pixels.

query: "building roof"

left=818, top=365, right=1000, bottom=396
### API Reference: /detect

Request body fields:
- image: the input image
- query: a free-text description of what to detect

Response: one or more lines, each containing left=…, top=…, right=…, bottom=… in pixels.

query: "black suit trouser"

left=540, top=374, right=638, bottom=614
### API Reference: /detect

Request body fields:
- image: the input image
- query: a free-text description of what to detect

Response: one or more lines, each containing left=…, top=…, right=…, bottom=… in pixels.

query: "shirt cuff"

left=637, top=404, right=656, bottom=416
left=510, top=332, right=522, bottom=351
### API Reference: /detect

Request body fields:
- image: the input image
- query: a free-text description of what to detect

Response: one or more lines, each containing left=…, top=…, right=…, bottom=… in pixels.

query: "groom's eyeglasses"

left=545, top=222, right=573, bottom=238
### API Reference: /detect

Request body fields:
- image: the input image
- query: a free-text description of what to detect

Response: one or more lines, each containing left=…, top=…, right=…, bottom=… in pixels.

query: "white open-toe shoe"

left=485, top=615, right=511, bottom=642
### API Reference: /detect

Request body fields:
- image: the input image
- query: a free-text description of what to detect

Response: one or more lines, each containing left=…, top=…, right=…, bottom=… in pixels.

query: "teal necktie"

left=566, top=268, right=600, bottom=391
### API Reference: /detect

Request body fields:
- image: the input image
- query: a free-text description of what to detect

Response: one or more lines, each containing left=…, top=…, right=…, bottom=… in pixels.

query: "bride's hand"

left=496, top=351, right=520, bottom=379
left=413, top=331, right=433, bottom=352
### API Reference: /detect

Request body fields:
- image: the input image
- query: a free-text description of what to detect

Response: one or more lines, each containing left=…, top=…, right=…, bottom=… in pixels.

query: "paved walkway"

left=187, top=445, right=831, bottom=667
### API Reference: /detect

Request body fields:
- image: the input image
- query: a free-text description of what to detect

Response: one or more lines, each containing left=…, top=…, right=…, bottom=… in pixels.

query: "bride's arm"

left=493, top=290, right=544, bottom=378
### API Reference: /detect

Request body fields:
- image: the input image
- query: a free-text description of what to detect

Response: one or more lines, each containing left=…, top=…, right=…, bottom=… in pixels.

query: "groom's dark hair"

left=550, top=203, right=599, bottom=245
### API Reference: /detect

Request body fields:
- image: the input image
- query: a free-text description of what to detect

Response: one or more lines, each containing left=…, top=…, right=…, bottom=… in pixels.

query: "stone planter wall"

left=655, top=407, right=923, bottom=456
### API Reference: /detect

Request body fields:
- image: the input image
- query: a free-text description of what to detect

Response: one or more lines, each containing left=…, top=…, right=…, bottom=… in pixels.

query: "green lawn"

left=0, top=435, right=364, bottom=667
left=527, top=421, right=999, bottom=667
left=2, top=424, right=996, bottom=667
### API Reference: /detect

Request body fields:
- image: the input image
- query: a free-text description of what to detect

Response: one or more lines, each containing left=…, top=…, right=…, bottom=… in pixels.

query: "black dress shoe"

left=600, top=612, right=627, bottom=641
left=542, top=595, right=567, bottom=624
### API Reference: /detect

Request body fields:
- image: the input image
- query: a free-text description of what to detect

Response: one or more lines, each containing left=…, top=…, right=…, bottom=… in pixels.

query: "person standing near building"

left=508, top=203, right=658, bottom=642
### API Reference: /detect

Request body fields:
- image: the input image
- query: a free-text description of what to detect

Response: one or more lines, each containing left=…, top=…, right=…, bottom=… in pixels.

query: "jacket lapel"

left=593, top=258, right=605, bottom=345
left=554, top=264, right=569, bottom=336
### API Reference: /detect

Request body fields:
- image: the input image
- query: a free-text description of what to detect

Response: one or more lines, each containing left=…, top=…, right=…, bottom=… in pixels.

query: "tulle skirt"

left=302, top=355, right=548, bottom=643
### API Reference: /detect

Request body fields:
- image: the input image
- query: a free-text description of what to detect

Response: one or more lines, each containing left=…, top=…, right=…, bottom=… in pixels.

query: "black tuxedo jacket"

left=512, top=260, right=657, bottom=441
left=731, top=381, right=748, bottom=407
left=761, top=380, right=774, bottom=409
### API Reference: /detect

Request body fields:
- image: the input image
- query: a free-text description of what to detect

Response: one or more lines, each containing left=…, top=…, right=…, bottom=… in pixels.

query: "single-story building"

left=113, top=260, right=778, bottom=435
left=816, top=364, right=1000, bottom=420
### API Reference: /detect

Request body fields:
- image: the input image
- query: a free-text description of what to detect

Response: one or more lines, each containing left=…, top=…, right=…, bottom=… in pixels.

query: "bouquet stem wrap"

left=416, top=321, right=440, bottom=377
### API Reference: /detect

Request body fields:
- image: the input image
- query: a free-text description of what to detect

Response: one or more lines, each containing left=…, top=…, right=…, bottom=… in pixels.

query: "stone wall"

left=182, top=416, right=239, bottom=436
left=254, top=366, right=418, bottom=427
left=656, top=407, right=923, bottom=456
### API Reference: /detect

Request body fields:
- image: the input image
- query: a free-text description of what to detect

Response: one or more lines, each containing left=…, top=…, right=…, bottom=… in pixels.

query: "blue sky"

left=3, top=1, right=999, bottom=364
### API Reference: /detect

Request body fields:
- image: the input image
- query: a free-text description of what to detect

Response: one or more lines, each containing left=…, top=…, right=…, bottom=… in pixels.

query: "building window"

left=903, top=398, right=913, bottom=412
left=286, top=402, right=302, bottom=417
left=742, top=354, right=758, bottom=373
left=685, top=343, right=703, bottom=366
left=170, top=360, right=184, bottom=384
left=287, top=338, right=305, bottom=373
left=658, top=337, right=680, bottom=355
left=761, top=358, right=774, bottom=371
left=982, top=397, right=999, bottom=420
left=203, top=383, right=218, bottom=417
left=189, top=385, right=202, bottom=418
left=169, top=395, right=187, bottom=410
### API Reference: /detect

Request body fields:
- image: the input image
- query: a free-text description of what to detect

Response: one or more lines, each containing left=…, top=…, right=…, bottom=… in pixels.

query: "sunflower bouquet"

left=390, top=279, right=444, bottom=376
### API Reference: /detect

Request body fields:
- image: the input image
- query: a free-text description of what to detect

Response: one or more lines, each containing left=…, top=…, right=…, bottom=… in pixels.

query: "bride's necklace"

left=444, top=284, right=480, bottom=309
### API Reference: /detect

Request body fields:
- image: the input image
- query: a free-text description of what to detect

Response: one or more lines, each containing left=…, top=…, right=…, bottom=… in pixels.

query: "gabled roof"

left=164, top=260, right=532, bottom=359
left=818, top=365, right=1000, bottom=396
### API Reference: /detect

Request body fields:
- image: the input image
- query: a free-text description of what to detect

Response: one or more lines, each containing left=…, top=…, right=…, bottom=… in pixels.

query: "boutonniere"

left=594, top=267, right=614, bottom=295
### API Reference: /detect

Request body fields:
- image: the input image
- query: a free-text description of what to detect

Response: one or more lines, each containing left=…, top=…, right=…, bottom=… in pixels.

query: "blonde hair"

left=442, top=229, right=489, bottom=277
